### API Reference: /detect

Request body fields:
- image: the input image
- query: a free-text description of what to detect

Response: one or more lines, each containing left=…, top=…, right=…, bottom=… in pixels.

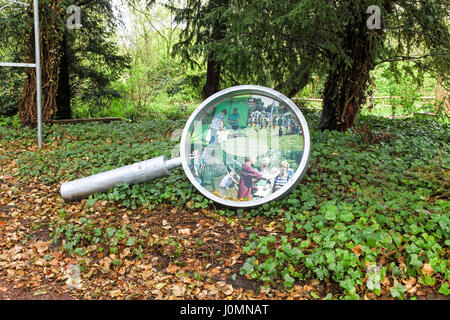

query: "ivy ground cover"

left=0, top=111, right=448, bottom=300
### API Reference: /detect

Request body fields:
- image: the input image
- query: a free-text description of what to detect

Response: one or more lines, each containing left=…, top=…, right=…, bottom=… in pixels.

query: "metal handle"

left=61, top=156, right=182, bottom=202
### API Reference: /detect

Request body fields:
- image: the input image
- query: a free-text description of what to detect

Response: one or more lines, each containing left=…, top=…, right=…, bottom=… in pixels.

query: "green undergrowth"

left=1, top=111, right=448, bottom=299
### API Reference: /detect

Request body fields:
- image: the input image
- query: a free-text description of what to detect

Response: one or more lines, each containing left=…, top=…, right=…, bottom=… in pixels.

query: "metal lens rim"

left=180, top=85, right=311, bottom=208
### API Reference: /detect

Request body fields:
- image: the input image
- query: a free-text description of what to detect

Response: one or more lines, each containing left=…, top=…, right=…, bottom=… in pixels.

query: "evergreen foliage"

left=169, top=0, right=449, bottom=130
left=0, top=0, right=130, bottom=121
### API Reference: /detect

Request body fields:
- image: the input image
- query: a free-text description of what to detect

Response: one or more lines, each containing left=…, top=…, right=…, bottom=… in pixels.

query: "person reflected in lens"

left=201, top=147, right=208, bottom=166
left=253, top=157, right=274, bottom=198
left=237, top=157, right=267, bottom=200
left=284, top=117, right=289, bottom=132
left=229, top=108, right=240, bottom=131
left=257, top=157, right=271, bottom=176
left=278, top=115, right=284, bottom=136
left=219, top=169, right=238, bottom=189
left=273, top=161, right=291, bottom=192
left=264, top=112, right=270, bottom=129
left=272, top=115, right=277, bottom=129
left=209, top=109, right=227, bottom=145
left=258, top=113, right=263, bottom=129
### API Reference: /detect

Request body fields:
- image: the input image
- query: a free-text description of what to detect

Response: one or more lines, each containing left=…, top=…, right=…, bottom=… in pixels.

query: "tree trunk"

left=202, top=58, right=221, bottom=100
left=319, top=1, right=395, bottom=131
left=435, top=76, right=449, bottom=115
left=201, top=0, right=228, bottom=100
left=55, top=34, right=72, bottom=120
left=18, top=1, right=63, bottom=127
left=319, top=20, right=374, bottom=131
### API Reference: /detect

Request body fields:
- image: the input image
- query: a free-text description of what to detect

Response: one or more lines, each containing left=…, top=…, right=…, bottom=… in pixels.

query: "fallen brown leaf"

left=166, top=263, right=179, bottom=274
left=352, top=245, right=362, bottom=256
left=178, top=228, right=191, bottom=236
left=422, top=263, right=433, bottom=276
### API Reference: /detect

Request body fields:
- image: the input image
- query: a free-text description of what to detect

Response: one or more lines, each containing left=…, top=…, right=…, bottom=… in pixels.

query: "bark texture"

left=201, top=0, right=228, bottom=100
left=319, top=23, right=374, bottom=132
left=18, top=1, right=63, bottom=127
left=202, top=58, right=221, bottom=100
left=55, top=34, right=72, bottom=120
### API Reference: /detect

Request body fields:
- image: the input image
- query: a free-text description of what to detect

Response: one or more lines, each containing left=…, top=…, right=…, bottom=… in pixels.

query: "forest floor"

left=0, top=145, right=446, bottom=301
left=1, top=115, right=448, bottom=300
left=0, top=167, right=340, bottom=300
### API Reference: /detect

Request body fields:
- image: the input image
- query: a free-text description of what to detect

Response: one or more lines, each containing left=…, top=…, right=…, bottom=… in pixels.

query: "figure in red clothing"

left=237, top=157, right=267, bottom=200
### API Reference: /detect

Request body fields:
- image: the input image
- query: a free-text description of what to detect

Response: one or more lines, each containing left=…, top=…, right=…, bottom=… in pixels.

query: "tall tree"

left=60, top=0, right=130, bottom=120
left=200, top=0, right=229, bottom=99
left=226, top=0, right=449, bottom=130
left=0, top=0, right=129, bottom=125
left=18, top=0, right=64, bottom=125
left=170, top=0, right=449, bottom=131
left=217, top=0, right=326, bottom=98
left=170, top=0, right=231, bottom=100
left=127, top=0, right=182, bottom=56
left=318, top=1, right=394, bottom=131
left=55, top=33, right=72, bottom=119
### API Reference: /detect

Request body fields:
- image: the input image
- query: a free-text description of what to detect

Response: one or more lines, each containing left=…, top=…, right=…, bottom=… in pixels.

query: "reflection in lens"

left=187, top=94, right=305, bottom=203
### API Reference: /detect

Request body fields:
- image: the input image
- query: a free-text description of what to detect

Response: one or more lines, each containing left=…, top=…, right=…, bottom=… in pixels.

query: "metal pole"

left=60, top=156, right=182, bottom=202
left=0, top=1, right=41, bottom=149
left=0, top=62, right=36, bottom=68
left=33, top=0, right=42, bottom=149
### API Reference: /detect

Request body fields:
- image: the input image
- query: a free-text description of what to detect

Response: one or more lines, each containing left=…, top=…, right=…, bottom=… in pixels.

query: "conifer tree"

left=170, top=0, right=449, bottom=131
left=0, top=0, right=129, bottom=125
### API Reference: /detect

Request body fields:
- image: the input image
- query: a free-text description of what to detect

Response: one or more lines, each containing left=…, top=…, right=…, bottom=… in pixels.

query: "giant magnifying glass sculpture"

left=61, top=85, right=310, bottom=208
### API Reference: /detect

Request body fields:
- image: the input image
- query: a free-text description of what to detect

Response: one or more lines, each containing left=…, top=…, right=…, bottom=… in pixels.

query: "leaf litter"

left=0, top=118, right=449, bottom=300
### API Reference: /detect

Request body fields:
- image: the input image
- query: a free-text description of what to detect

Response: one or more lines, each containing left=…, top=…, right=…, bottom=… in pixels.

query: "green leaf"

left=340, top=278, right=355, bottom=292
left=419, top=274, right=435, bottom=286
left=86, top=198, right=96, bottom=207
left=126, top=237, right=135, bottom=246
left=390, top=284, right=407, bottom=300
left=409, top=254, right=423, bottom=268
left=43, top=254, right=54, bottom=261
left=106, top=227, right=116, bottom=238
left=283, top=273, right=295, bottom=288
left=324, top=205, right=338, bottom=221
left=438, top=283, right=449, bottom=295
left=339, top=211, right=354, bottom=223
left=111, top=259, right=122, bottom=266
left=310, top=292, right=320, bottom=299
left=285, top=221, right=294, bottom=233
left=73, top=248, right=86, bottom=256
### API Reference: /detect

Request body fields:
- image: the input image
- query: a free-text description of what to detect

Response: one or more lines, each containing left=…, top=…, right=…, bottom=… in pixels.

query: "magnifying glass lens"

left=61, top=86, right=309, bottom=207
left=185, top=93, right=306, bottom=206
